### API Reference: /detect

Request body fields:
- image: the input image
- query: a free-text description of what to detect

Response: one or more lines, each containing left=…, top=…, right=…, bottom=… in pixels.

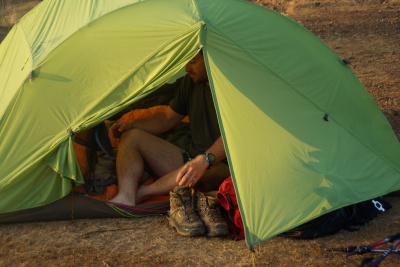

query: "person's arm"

left=176, top=136, right=226, bottom=187
left=109, top=106, right=184, bottom=138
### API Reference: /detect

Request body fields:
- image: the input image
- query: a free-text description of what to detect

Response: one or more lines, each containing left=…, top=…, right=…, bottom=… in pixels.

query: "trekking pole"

left=357, top=248, right=400, bottom=267
left=326, top=246, right=357, bottom=253
left=345, top=232, right=400, bottom=257
left=366, top=238, right=400, bottom=267
left=368, top=248, right=400, bottom=254
left=327, top=247, right=400, bottom=254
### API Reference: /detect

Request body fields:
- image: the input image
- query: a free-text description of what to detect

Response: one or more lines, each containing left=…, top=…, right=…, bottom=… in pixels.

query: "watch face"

left=206, top=153, right=215, bottom=164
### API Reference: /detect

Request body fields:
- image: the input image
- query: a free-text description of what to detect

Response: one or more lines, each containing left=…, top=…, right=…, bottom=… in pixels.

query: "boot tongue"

left=174, top=186, right=192, bottom=203
left=180, top=192, right=192, bottom=204
left=206, top=196, right=218, bottom=207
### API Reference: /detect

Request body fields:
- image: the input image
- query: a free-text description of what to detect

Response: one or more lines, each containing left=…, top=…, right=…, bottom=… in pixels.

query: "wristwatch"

left=204, top=152, right=215, bottom=166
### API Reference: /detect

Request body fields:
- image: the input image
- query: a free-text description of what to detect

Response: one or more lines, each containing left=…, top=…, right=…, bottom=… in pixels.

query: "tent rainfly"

left=1, top=0, right=400, bottom=247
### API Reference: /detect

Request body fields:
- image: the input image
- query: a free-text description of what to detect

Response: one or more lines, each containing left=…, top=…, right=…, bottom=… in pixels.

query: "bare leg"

left=109, top=129, right=183, bottom=206
left=137, top=168, right=182, bottom=201
left=194, top=162, right=230, bottom=192
left=138, top=161, right=230, bottom=200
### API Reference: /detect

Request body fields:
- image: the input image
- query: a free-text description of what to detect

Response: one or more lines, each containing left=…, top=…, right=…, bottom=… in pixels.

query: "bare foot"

left=108, top=193, right=136, bottom=206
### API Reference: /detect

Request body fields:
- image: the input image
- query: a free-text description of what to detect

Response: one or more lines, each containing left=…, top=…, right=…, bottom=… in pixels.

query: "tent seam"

left=205, top=18, right=400, bottom=175
left=66, top=22, right=204, bottom=136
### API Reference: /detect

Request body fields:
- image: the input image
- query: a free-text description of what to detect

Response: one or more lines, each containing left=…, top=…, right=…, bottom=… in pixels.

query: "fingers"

left=109, top=123, right=120, bottom=138
left=188, top=177, right=197, bottom=187
left=109, top=122, right=128, bottom=138
left=176, top=158, right=207, bottom=187
left=177, top=176, right=193, bottom=187
left=176, top=166, right=194, bottom=187
left=178, top=174, right=197, bottom=187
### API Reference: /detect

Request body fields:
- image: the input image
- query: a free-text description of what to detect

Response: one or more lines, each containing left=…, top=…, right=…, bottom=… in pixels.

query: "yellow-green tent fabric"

left=1, top=0, right=399, bottom=247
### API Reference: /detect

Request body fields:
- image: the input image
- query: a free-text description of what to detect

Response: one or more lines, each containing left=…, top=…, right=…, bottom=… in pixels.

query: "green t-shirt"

left=169, top=74, right=220, bottom=157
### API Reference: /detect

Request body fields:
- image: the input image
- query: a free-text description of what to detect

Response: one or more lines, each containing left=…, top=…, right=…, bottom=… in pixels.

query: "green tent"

left=1, top=0, right=399, bottom=247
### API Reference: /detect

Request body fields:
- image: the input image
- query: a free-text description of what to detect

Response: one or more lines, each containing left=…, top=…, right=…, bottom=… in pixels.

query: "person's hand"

left=176, top=155, right=209, bottom=187
left=109, top=121, right=133, bottom=139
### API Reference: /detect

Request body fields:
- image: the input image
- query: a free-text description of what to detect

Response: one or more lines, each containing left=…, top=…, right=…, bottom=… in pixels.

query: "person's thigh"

left=195, top=162, right=230, bottom=192
left=122, top=129, right=184, bottom=178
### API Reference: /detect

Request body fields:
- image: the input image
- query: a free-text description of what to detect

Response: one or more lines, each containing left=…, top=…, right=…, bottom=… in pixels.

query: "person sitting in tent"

left=109, top=50, right=230, bottom=237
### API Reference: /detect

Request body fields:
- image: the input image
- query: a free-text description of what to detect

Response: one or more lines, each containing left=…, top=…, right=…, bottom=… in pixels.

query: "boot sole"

left=169, top=218, right=205, bottom=237
left=205, top=225, right=229, bottom=237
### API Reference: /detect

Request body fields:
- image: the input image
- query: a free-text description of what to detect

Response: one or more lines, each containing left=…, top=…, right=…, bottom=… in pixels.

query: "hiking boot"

left=196, top=191, right=229, bottom=237
left=169, top=186, right=205, bottom=237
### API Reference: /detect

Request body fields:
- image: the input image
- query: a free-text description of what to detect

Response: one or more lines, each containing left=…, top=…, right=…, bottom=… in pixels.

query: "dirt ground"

left=1, top=0, right=400, bottom=266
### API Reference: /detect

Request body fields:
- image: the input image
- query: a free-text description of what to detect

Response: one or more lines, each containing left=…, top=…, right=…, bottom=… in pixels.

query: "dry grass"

left=0, top=0, right=40, bottom=39
left=1, top=198, right=399, bottom=266
left=1, top=0, right=400, bottom=266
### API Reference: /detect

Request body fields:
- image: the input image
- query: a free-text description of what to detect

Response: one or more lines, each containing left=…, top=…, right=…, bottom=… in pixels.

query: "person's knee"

left=195, top=179, right=224, bottom=192
left=119, top=129, right=148, bottom=148
left=196, top=174, right=230, bottom=192
left=195, top=163, right=230, bottom=192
